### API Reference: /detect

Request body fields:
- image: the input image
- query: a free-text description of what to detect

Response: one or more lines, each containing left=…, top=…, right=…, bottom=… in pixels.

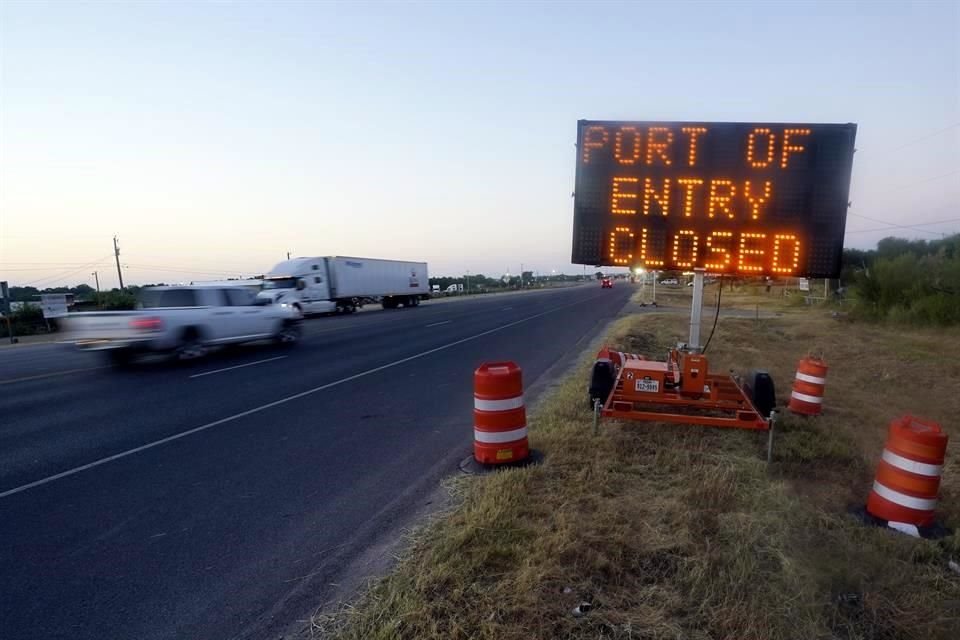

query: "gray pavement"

left=0, top=283, right=633, bottom=640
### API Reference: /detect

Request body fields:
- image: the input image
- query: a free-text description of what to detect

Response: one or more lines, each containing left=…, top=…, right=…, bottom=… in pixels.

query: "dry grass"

left=315, top=304, right=960, bottom=640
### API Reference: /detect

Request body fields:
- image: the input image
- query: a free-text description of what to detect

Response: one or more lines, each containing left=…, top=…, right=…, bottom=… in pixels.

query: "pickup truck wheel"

left=275, top=321, right=301, bottom=345
left=175, top=330, right=207, bottom=361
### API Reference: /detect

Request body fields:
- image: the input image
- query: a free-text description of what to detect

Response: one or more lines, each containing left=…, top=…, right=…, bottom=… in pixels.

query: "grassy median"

left=314, top=298, right=960, bottom=639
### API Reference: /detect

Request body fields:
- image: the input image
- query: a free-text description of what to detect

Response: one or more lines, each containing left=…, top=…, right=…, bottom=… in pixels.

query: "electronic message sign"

left=571, top=121, right=857, bottom=277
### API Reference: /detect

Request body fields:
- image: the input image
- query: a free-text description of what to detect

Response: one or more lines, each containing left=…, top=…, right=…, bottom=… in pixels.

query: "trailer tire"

left=743, top=369, right=776, bottom=417
left=588, top=359, right=615, bottom=409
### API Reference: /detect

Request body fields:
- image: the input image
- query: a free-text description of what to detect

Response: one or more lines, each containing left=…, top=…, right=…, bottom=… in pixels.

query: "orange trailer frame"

left=592, top=348, right=775, bottom=460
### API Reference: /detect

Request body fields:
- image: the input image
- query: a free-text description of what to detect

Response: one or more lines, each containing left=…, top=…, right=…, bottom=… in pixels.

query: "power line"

left=125, top=262, right=254, bottom=274
left=886, top=122, right=960, bottom=153
left=847, top=212, right=954, bottom=237
left=0, top=261, right=115, bottom=266
left=846, top=217, right=960, bottom=234
left=20, top=257, right=113, bottom=287
left=124, top=264, right=250, bottom=277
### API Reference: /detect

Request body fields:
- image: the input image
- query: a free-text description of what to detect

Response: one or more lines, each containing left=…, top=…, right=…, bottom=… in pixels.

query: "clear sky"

left=1, top=0, right=957, bottom=288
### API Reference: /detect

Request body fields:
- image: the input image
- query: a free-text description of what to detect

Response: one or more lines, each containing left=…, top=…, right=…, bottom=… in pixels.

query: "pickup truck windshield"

left=262, top=278, right=297, bottom=290
left=139, top=289, right=199, bottom=308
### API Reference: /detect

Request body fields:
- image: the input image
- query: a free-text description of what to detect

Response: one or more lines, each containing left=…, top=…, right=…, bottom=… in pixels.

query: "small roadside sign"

left=40, top=294, right=69, bottom=318
left=798, top=278, right=810, bottom=292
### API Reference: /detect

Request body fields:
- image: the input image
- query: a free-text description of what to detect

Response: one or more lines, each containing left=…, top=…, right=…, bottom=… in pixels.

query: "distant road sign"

left=799, top=278, right=810, bottom=291
left=40, top=294, right=69, bottom=318
left=571, top=120, right=857, bottom=278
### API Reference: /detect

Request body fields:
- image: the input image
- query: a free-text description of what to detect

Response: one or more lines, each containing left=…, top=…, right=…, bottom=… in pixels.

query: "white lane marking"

left=425, top=321, right=452, bottom=328
left=502, top=306, right=513, bottom=310
left=0, top=366, right=108, bottom=386
left=0, top=291, right=606, bottom=500
left=189, top=356, right=288, bottom=379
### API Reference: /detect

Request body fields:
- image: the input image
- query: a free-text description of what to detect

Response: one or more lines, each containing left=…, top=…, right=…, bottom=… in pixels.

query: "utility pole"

left=287, top=252, right=291, bottom=260
left=113, top=235, right=125, bottom=290
left=92, top=271, right=101, bottom=294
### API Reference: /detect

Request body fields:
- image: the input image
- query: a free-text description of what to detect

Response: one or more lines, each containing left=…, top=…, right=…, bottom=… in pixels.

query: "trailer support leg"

left=689, top=268, right=705, bottom=351
left=766, top=411, right=776, bottom=464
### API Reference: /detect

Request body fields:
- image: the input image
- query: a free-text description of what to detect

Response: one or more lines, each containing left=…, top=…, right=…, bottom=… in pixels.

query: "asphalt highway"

left=0, top=283, right=633, bottom=640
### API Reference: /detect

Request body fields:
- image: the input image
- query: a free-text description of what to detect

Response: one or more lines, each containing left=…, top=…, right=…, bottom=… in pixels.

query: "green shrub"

left=852, top=247, right=960, bottom=325
left=93, top=290, right=137, bottom=310
left=0, top=304, right=49, bottom=337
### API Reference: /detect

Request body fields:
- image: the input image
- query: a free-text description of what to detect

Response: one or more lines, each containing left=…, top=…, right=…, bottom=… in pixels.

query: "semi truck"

left=257, top=256, right=430, bottom=315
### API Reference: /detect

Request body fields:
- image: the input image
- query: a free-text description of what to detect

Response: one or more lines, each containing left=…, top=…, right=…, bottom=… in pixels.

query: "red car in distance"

left=601, top=277, right=613, bottom=288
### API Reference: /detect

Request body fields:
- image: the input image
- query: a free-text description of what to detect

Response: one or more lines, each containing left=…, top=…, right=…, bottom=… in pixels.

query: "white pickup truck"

left=62, top=285, right=302, bottom=365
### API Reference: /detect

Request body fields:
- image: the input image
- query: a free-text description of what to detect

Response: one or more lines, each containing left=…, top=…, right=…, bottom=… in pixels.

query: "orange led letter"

left=672, top=230, right=699, bottom=268
left=781, top=128, right=811, bottom=168
left=738, top=232, right=766, bottom=272
left=772, top=234, right=801, bottom=274
left=708, top=179, right=736, bottom=219
left=704, top=231, right=734, bottom=271
left=677, top=178, right=704, bottom=217
left=643, top=177, right=671, bottom=216
left=744, top=180, right=773, bottom=220
left=680, top=126, right=707, bottom=166
left=608, top=227, right=634, bottom=265
left=581, top=125, right=609, bottom=164
left=645, top=127, right=674, bottom=166
left=611, top=177, right=639, bottom=215
left=640, top=228, right=665, bottom=267
left=614, top=126, right=642, bottom=165
left=746, top=128, right=775, bottom=168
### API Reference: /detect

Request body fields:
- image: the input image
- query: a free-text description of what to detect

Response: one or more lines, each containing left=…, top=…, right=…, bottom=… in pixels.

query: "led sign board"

left=571, top=121, right=857, bottom=277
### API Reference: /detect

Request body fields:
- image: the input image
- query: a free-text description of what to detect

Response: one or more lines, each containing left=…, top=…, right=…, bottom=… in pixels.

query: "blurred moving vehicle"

left=258, top=256, right=430, bottom=314
left=62, top=285, right=302, bottom=366
left=601, top=277, right=613, bottom=288
left=660, top=278, right=679, bottom=286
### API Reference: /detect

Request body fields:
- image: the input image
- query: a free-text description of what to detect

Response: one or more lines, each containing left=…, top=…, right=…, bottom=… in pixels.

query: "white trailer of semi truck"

left=258, top=256, right=429, bottom=314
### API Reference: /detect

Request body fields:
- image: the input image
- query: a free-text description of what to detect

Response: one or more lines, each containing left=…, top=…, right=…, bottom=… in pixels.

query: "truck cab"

left=258, top=258, right=336, bottom=315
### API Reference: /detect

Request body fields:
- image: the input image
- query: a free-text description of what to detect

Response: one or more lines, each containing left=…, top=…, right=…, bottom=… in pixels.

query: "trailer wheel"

left=588, top=359, right=615, bottom=409
left=743, top=369, right=776, bottom=417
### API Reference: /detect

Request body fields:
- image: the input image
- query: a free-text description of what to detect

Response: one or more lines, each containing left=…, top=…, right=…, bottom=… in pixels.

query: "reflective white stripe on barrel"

left=473, top=426, right=528, bottom=444
left=795, top=372, right=826, bottom=385
left=790, top=390, right=823, bottom=404
left=872, top=481, right=937, bottom=511
left=881, top=449, right=943, bottom=476
left=474, top=395, right=524, bottom=411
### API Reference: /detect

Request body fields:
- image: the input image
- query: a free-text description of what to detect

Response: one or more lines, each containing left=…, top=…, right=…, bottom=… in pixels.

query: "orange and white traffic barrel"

left=866, top=415, right=948, bottom=527
left=474, top=361, right=529, bottom=465
left=788, top=356, right=828, bottom=416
